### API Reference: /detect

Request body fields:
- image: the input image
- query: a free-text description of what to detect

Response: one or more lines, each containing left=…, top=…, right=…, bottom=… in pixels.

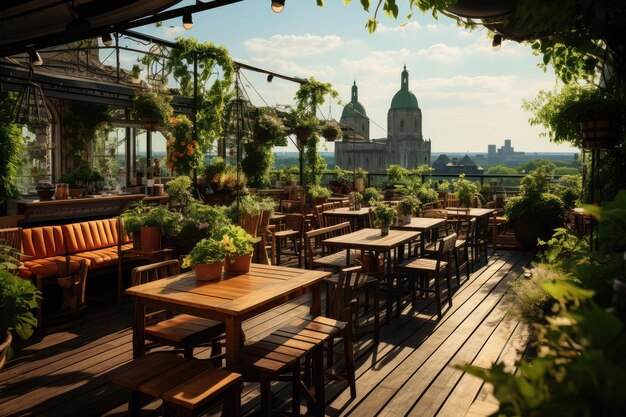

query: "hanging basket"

left=295, top=127, right=312, bottom=146
left=579, top=119, right=622, bottom=150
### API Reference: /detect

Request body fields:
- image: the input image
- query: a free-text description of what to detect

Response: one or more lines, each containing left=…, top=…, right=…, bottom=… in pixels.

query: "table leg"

left=132, top=299, right=146, bottom=358
left=310, top=282, right=322, bottom=316
left=386, top=250, right=392, bottom=323
left=225, top=315, right=243, bottom=371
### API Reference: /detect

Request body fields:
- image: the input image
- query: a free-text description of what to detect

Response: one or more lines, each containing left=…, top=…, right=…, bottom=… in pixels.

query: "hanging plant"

left=141, top=37, right=234, bottom=153
left=254, top=108, right=286, bottom=146
left=321, top=121, right=342, bottom=142
left=166, top=116, right=202, bottom=175
left=285, top=107, right=319, bottom=146
left=132, top=90, right=173, bottom=131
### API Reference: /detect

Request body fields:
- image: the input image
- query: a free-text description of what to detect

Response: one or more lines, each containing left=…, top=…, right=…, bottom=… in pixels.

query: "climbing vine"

left=62, top=101, right=111, bottom=169
left=141, top=38, right=234, bottom=154
left=0, top=92, right=23, bottom=215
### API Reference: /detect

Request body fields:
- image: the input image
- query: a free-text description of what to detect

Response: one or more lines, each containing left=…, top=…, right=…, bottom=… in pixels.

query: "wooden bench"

left=112, top=352, right=242, bottom=417
left=304, top=222, right=352, bottom=271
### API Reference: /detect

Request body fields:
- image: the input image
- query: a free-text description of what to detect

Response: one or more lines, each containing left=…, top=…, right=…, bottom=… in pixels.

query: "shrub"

left=165, top=175, right=193, bottom=208
left=397, top=194, right=420, bottom=216
left=307, top=185, right=332, bottom=201
left=219, top=225, right=256, bottom=256
left=184, top=238, right=227, bottom=267
left=363, top=187, right=383, bottom=204
left=371, top=202, right=397, bottom=228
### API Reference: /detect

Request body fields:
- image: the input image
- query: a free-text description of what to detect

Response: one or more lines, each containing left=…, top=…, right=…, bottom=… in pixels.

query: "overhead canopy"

left=0, top=0, right=243, bottom=57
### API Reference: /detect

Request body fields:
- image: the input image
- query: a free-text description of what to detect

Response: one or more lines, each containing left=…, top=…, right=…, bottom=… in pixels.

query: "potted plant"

left=371, top=202, right=397, bottom=236
left=353, top=168, right=368, bottom=192
left=307, top=185, right=332, bottom=205
left=166, top=116, right=201, bottom=176
left=321, top=121, right=341, bottom=142
left=182, top=238, right=227, bottom=281
left=397, top=194, right=420, bottom=225
left=453, top=174, right=480, bottom=207
left=58, top=165, right=103, bottom=198
left=286, top=108, right=318, bottom=146
left=0, top=269, right=41, bottom=370
left=282, top=169, right=298, bottom=187
left=505, top=167, right=566, bottom=250
left=35, top=181, right=55, bottom=201
left=255, top=109, right=286, bottom=146
left=363, top=187, right=383, bottom=206
left=122, top=205, right=180, bottom=252
left=220, top=225, right=256, bottom=274
left=131, top=64, right=141, bottom=84
left=351, top=191, right=364, bottom=210
left=206, top=157, right=227, bottom=192
left=436, top=180, right=451, bottom=201
left=132, top=90, right=174, bottom=131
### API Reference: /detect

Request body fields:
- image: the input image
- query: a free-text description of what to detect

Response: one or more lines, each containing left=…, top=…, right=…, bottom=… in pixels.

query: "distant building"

left=486, top=139, right=526, bottom=165
left=432, top=154, right=484, bottom=175
left=334, top=67, right=431, bottom=173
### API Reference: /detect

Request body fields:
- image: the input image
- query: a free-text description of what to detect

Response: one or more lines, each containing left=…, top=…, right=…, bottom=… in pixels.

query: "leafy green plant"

left=166, top=116, right=201, bottom=175
left=120, top=204, right=145, bottom=235
left=226, top=194, right=260, bottom=224
left=165, top=175, right=193, bottom=209
left=552, top=174, right=583, bottom=210
left=183, top=237, right=226, bottom=267
left=321, top=122, right=341, bottom=141
left=254, top=108, right=286, bottom=146
left=0, top=244, right=24, bottom=275
left=411, top=184, right=438, bottom=204
left=352, top=191, right=363, bottom=204
left=219, top=225, right=256, bottom=256
left=307, top=185, right=332, bottom=201
left=281, top=167, right=298, bottom=185
left=0, top=92, right=23, bottom=215
left=0, top=270, right=41, bottom=359
left=254, top=196, right=277, bottom=213
left=363, top=187, right=383, bottom=204
left=509, top=264, right=569, bottom=324
left=436, top=180, right=451, bottom=194
left=386, top=164, right=409, bottom=186
left=142, top=206, right=181, bottom=237
left=58, top=165, right=104, bottom=187
left=174, top=201, right=230, bottom=252
left=132, top=90, right=173, bottom=128
left=371, top=202, right=397, bottom=228
left=242, top=140, right=274, bottom=189
left=453, top=174, right=480, bottom=207
left=353, top=167, right=368, bottom=180
left=397, top=194, right=420, bottom=217
left=221, top=165, right=247, bottom=192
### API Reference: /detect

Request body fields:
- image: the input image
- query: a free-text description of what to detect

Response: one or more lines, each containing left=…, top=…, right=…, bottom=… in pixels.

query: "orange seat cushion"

left=22, top=256, right=82, bottom=278
left=71, top=243, right=133, bottom=270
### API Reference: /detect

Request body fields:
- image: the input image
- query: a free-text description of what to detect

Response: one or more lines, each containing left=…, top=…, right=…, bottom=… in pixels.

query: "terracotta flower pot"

left=69, top=188, right=87, bottom=198
left=140, top=226, right=162, bottom=253
left=0, top=331, right=12, bottom=370
left=224, top=252, right=253, bottom=275
left=354, top=178, right=365, bottom=192
left=194, top=261, right=224, bottom=281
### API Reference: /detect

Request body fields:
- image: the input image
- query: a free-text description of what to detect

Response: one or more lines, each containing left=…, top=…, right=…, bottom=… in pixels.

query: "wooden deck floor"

left=0, top=250, right=532, bottom=417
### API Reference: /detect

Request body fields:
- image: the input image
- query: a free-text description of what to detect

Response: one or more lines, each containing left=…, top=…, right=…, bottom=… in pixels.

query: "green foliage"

left=176, top=201, right=230, bottom=249
left=142, top=37, right=234, bottom=152
left=0, top=244, right=23, bottom=275
left=552, top=174, right=583, bottom=210
left=363, top=187, right=383, bottom=204
left=411, top=184, right=438, bottom=204
left=63, top=101, right=111, bottom=167
left=538, top=228, right=590, bottom=273
left=386, top=164, right=410, bottom=185
left=294, top=77, right=338, bottom=113
left=254, top=108, right=286, bottom=146
left=131, top=90, right=173, bottom=128
left=397, top=194, right=420, bottom=216
left=185, top=237, right=227, bottom=265
left=205, top=157, right=227, bottom=185
left=307, top=185, right=332, bottom=201
left=0, top=92, right=23, bottom=215
left=334, top=166, right=353, bottom=183
left=242, top=141, right=274, bottom=189
left=219, top=224, right=256, bottom=256
left=226, top=194, right=260, bottom=224
left=435, top=180, right=451, bottom=194
left=254, top=196, right=278, bottom=213
left=58, top=165, right=103, bottom=187
left=321, top=122, right=341, bottom=141
left=281, top=166, right=299, bottom=185
left=120, top=204, right=145, bottom=236
left=121, top=204, right=181, bottom=237
left=165, top=175, right=193, bottom=209
left=0, top=270, right=41, bottom=358
left=166, top=116, right=202, bottom=175
left=371, top=202, right=397, bottom=228
left=516, top=159, right=556, bottom=174
left=353, top=167, right=368, bottom=179
left=453, top=174, right=480, bottom=207
left=352, top=191, right=364, bottom=204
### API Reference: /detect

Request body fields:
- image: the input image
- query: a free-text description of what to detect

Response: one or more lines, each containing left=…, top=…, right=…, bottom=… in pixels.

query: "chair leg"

left=292, top=359, right=301, bottom=416
left=454, top=248, right=461, bottom=288
left=434, top=274, right=442, bottom=319
left=259, top=373, right=272, bottom=417
left=445, top=264, right=453, bottom=308
left=343, top=328, right=357, bottom=398
left=129, top=390, right=141, bottom=417
left=183, top=347, right=193, bottom=359
left=374, top=284, right=380, bottom=345
left=326, top=337, right=334, bottom=368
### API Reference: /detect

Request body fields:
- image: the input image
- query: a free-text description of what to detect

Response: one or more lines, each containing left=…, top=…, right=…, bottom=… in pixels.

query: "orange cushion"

left=71, top=243, right=133, bottom=270
left=62, top=219, right=120, bottom=253
left=21, top=226, right=66, bottom=260
left=23, top=256, right=82, bottom=278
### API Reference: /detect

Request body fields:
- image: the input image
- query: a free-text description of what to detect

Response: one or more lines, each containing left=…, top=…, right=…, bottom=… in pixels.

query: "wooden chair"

left=255, top=210, right=273, bottom=265
left=472, top=215, right=490, bottom=268
left=240, top=213, right=261, bottom=238
left=304, top=222, right=352, bottom=271
left=425, top=218, right=473, bottom=283
left=0, top=227, right=22, bottom=251
left=112, top=352, right=242, bottom=417
left=240, top=316, right=347, bottom=417
left=274, top=213, right=305, bottom=266
left=131, top=260, right=225, bottom=359
left=395, top=233, right=457, bottom=318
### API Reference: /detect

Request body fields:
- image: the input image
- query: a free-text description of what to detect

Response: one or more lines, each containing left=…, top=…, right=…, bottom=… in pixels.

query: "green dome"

left=341, top=81, right=367, bottom=119
left=390, top=66, right=419, bottom=110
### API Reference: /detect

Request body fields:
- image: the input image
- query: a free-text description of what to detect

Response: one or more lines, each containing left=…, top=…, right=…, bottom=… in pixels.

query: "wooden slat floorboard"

left=1, top=251, right=531, bottom=417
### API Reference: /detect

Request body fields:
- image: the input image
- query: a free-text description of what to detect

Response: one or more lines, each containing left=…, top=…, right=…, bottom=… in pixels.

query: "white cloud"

left=416, top=43, right=461, bottom=62
left=377, top=21, right=422, bottom=33
left=249, top=57, right=336, bottom=79
left=243, top=34, right=342, bottom=58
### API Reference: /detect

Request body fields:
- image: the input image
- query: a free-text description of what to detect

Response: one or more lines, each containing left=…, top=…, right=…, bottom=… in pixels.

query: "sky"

left=131, top=0, right=576, bottom=154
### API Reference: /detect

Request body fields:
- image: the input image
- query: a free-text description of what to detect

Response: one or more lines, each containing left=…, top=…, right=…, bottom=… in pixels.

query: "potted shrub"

left=436, top=180, right=451, bottom=201
left=220, top=225, right=256, bottom=274
left=122, top=205, right=180, bottom=252
left=453, top=174, right=480, bottom=207
left=371, top=202, right=397, bottom=236
left=307, top=185, right=332, bottom=205
left=58, top=165, right=103, bottom=198
left=397, top=194, right=420, bottom=225
left=206, top=157, right=227, bottom=193
left=132, top=90, right=174, bottom=131
left=0, top=270, right=41, bottom=370
left=321, top=121, right=341, bottom=142
left=131, top=64, right=141, bottom=84
left=351, top=191, right=364, bottom=210
left=363, top=187, right=383, bottom=206
left=282, top=168, right=298, bottom=187
left=505, top=167, right=566, bottom=250
left=353, top=168, right=368, bottom=192
left=173, top=202, right=230, bottom=254
left=286, top=108, right=318, bottom=146
left=182, top=238, right=227, bottom=281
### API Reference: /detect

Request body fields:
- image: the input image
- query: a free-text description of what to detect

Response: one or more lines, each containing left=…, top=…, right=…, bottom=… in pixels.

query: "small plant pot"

left=36, top=189, right=55, bottom=201
left=397, top=214, right=411, bottom=225
left=380, top=226, right=390, bottom=236
left=324, top=134, right=337, bottom=142
left=295, top=127, right=312, bottom=145
left=69, top=188, right=87, bottom=198
left=0, top=331, right=12, bottom=370
left=354, top=178, right=365, bottom=193
left=194, top=261, right=224, bottom=281
left=354, top=202, right=362, bottom=210
left=224, top=252, right=253, bottom=275
left=140, top=226, right=162, bottom=252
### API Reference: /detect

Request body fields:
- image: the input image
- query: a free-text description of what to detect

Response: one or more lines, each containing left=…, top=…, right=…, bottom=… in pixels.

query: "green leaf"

left=360, top=0, right=370, bottom=11
left=366, top=18, right=378, bottom=33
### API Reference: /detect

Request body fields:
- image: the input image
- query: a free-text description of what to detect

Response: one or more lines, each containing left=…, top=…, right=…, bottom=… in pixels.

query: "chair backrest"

left=446, top=193, right=458, bottom=207
left=328, top=265, right=363, bottom=322
left=304, top=222, right=351, bottom=268
left=240, top=213, right=261, bottom=238
left=0, top=215, right=25, bottom=229
left=256, top=210, right=272, bottom=237
left=131, top=259, right=181, bottom=287
left=423, top=209, right=448, bottom=219
left=21, top=225, right=66, bottom=259
left=284, top=213, right=304, bottom=232
left=0, top=227, right=22, bottom=252
left=435, top=233, right=457, bottom=271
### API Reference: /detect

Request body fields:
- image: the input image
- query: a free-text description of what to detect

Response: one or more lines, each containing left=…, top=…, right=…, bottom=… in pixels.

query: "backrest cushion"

left=21, top=226, right=66, bottom=259
left=62, top=219, right=120, bottom=253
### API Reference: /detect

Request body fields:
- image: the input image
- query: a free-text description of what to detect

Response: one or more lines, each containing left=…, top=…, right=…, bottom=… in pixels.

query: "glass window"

left=92, top=126, right=127, bottom=190
left=400, top=120, right=404, bottom=132
left=17, top=125, right=53, bottom=194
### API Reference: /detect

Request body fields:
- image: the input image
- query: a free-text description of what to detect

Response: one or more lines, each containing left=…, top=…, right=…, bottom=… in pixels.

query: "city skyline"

left=137, top=0, right=577, bottom=154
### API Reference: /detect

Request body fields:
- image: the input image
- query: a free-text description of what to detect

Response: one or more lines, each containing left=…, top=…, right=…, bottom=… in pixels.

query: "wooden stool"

left=112, top=353, right=242, bottom=417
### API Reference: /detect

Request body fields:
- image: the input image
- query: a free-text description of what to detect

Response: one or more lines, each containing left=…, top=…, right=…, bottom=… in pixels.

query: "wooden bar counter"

left=9, top=194, right=168, bottom=225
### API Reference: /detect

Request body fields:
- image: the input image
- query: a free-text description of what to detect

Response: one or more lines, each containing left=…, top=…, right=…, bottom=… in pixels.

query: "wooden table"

left=391, top=217, right=447, bottom=253
left=126, top=264, right=330, bottom=371
left=322, top=207, right=371, bottom=230
left=322, top=228, right=420, bottom=320
left=445, top=208, right=496, bottom=218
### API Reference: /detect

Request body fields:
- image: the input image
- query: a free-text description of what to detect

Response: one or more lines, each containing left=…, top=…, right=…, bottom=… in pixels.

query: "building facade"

left=334, top=67, right=431, bottom=173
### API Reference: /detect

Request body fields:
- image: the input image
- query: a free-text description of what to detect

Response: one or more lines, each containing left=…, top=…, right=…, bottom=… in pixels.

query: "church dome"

left=390, top=66, right=419, bottom=110
left=341, top=81, right=367, bottom=119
